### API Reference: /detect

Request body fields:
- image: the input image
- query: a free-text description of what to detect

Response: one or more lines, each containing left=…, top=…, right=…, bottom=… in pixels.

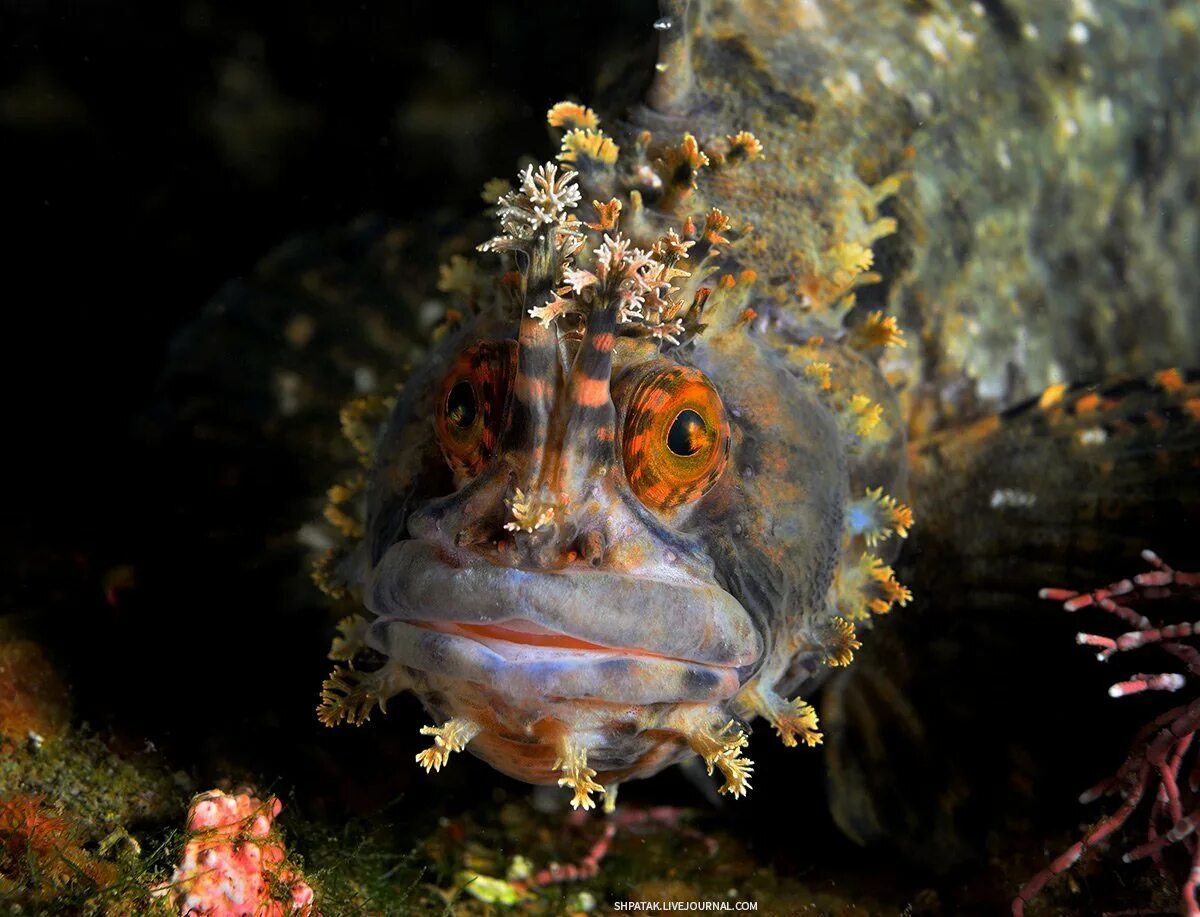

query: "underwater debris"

left=1015, top=551, right=1200, bottom=916
left=459, top=818, right=617, bottom=905
left=155, top=789, right=314, bottom=917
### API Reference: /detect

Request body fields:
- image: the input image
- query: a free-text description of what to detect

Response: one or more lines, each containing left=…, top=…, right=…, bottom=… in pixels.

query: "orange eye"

left=616, top=362, right=730, bottom=511
left=434, top=340, right=517, bottom=477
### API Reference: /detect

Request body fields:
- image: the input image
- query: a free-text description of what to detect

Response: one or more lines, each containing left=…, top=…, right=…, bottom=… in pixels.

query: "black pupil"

left=667, top=409, right=707, bottom=457
left=446, top=381, right=477, bottom=428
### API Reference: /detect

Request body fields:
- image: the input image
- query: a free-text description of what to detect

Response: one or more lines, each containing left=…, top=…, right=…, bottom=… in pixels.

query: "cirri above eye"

left=616, top=361, right=730, bottom=511
left=434, top=340, right=517, bottom=478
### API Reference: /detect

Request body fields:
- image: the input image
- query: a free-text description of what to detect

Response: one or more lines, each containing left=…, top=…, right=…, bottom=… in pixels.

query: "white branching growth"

left=559, top=229, right=695, bottom=343
left=477, top=160, right=715, bottom=349
left=479, top=162, right=583, bottom=254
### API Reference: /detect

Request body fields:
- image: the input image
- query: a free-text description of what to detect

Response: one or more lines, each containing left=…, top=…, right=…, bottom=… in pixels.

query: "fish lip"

left=365, top=617, right=743, bottom=705
left=365, top=539, right=762, bottom=669
left=410, top=619, right=710, bottom=667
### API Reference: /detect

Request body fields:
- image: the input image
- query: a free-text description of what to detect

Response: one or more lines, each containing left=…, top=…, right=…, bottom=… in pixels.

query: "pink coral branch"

left=1014, top=551, right=1200, bottom=917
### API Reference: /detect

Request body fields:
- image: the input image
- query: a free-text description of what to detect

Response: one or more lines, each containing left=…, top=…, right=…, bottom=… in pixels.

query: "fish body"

left=312, top=0, right=1200, bottom=812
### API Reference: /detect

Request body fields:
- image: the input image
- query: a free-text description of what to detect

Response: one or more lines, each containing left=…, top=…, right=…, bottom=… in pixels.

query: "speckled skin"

left=310, top=0, right=1200, bottom=813
left=634, top=0, right=1200, bottom=427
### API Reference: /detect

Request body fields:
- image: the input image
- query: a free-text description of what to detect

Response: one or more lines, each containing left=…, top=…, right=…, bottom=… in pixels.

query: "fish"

left=301, top=0, right=1200, bottom=833
left=314, top=133, right=918, bottom=808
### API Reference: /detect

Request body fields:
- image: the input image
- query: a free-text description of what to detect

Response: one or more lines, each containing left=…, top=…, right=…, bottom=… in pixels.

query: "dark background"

left=4, top=1, right=1185, bottom=910
left=6, top=0, right=653, bottom=547
left=2, top=0, right=664, bottom=823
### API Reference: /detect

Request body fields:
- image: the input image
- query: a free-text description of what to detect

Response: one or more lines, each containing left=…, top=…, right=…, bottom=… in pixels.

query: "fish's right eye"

left=434, top=341, right=517, bottom=478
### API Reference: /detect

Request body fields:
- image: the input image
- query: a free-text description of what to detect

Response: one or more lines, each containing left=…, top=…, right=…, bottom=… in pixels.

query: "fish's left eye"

left=434, top=340, right=517, bottom=478
left=615, top=361, right=730, bottom=511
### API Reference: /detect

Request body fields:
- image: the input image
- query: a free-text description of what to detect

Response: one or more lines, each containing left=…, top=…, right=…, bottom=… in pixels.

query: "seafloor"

left=5, top=2, right=1199, bottom=915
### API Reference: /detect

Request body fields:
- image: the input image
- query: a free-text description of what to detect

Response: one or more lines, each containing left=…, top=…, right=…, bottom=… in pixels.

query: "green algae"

left=0, top=736, right=182, bottom=915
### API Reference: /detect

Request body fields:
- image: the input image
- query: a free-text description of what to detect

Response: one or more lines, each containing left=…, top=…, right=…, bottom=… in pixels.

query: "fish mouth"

left=363, top=539, right=761, bottom=705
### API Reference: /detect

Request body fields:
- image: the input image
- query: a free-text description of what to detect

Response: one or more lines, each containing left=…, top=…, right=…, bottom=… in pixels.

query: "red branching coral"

left=0, top=793, right=116, bottom=890
left=1014, top=551, right=1200, bottom=916
left=155, top=789, right=315, bottom=916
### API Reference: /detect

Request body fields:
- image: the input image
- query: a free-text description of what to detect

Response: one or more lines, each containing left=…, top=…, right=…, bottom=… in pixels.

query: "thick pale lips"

left=363, top=539, right=761, bottom=704
left=413, top=618, right=701, bottom=663
left=365, top=539, right=762, bottom=668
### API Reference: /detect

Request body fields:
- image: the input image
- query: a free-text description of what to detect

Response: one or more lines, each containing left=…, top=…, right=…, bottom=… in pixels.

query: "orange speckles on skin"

left=1075, top=392, right=1102, bottom=414
left=574, top=377, right=611, bottom=408
left=591, top=332, right=615, bottom=353
left=625, top=431, right=648, bottom=458
left=1156, top=368, right=1185, bottom=393
left=1039, top=383, right=1067, bottom=409
left=641, top=388, right=672, bottom=413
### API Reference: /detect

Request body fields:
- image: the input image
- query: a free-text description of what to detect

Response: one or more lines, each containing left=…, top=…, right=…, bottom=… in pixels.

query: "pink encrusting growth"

left=155, top=789, right=315, bottom=917
left=1014, top=551, right=1200, bottom=916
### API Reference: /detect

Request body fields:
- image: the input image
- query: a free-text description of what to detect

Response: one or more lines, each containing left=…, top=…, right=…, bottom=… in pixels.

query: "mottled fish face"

left=361, top=298, right=848, bottom=785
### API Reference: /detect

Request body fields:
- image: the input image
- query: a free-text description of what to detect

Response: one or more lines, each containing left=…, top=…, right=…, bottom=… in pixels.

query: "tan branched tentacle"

left=317, top=663, right=407, bottom=727
left=736, top=685, right=823, bottom=749
left=327, top=614, right=370, bottom=662
left=415, top=718, right=481, bottom=773
left=687, top=720, right=754, bottom=799
left=554, top=740, right=604, bottom=810
left=823, top=616, right=862, bottom=668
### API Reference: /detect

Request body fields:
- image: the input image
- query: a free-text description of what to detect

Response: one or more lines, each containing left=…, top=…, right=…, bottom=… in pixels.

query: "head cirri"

left=316, top=105, right=913, bottom=809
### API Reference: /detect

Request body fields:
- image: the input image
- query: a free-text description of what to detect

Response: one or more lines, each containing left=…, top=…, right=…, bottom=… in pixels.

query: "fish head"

left=359, top=280, right=850, bottom=787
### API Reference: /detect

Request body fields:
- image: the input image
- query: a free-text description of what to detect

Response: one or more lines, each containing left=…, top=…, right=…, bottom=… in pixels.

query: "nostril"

left=581, top=530, right=605, bottom=567
left=455, top=519, right=496, bottom=547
